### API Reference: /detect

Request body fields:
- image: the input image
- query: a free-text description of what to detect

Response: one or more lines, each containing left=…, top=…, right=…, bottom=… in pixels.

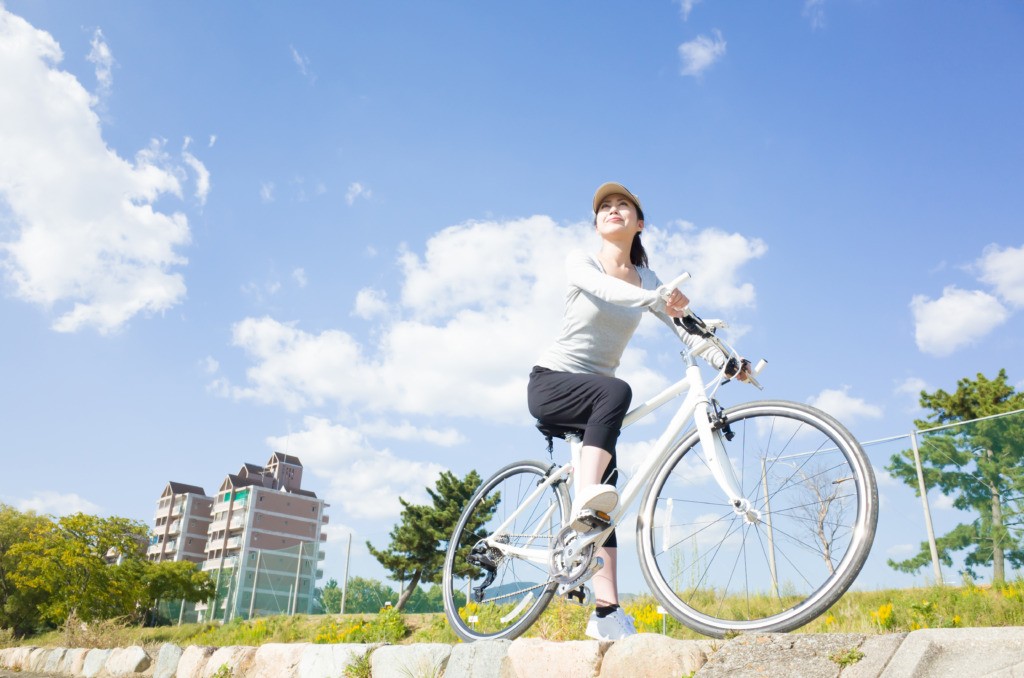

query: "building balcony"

left=167, top=520, right=181, bottom=535
left=201, top=555, right=237, bottom=571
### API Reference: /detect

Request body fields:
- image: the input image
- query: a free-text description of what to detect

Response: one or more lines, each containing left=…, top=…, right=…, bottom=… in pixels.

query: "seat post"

left=566, top=433, right=583, bottom=496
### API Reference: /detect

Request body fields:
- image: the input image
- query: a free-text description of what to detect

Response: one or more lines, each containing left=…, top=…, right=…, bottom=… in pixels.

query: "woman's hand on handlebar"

left=663, top=288, right=690, bottom=317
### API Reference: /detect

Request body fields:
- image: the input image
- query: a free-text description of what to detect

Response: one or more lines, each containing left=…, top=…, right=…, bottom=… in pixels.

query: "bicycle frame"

left=487, top=349, right=749, bottom=567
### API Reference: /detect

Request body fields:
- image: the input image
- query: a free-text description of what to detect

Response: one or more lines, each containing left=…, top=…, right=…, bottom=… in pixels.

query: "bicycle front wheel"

left=442, top=459, right=570, bottom=642
left=637, top=400, right=877, bottom=637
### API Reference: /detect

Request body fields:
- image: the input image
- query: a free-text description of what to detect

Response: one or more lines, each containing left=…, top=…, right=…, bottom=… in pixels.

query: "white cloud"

left=353, top=287, right=388, bottom=319
left=808, top=386, right=883, bottom=423
left=181, top=138, right=211, bottom=205
left=886, top=543, right=915, bottom=558
left=895, top=377, right=928, bottom=412
left=201, top=356, right=220, bottom=374
left=676, top=0, right=702, bottom=20
left=910, top=286, right=1009, bottom=357
left=216, top=216, right=764, bottom=526
left=679, top=30, right=726, bottom=78
left=86, top=28, right=113, bottom=100
left=11, top=490, right=102, bottom=516
left=265, top=417, right=444, bottom=520
left=290, top=45, right=315, bottom=83
left=895, top=377, right=928, bottom=398
left=293, top=268, right=308, bottom=288
left=803, top=0, right=827, bottom=30
left=208, top=134, right=217, bottom=148
left=977, top=243, right=1024, bottom=307
left=346, top=182, right=371, bottom=206
left=260, top=182, right=275, bottom=202
left=217, top=216, right=766, bottom=425
left=0, top=9, right=194, bottom=334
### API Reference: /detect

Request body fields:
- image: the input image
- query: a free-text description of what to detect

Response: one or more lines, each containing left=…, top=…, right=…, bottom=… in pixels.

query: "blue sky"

left=1, top=1, right=1023, bottom=597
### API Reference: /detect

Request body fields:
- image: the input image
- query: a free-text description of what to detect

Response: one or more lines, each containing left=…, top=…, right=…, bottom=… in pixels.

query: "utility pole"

left=910, top=431, right=944, bottom=585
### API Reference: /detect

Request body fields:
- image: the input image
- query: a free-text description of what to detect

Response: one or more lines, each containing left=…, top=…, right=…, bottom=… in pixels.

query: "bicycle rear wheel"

left=442, top=459, right=570, bottom=641
left=637, top=400, right=877, bottom=637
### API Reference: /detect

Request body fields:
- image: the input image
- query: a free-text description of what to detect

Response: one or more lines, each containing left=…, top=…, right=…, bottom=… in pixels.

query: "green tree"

left=342, top=576, right=397, bottom=613
left=142, top=561, right=216, bottom=612
left=886, top=370, right=1024, bottom=584
left=404, top=583, right=464, bottom=613
left=366, top=470, right=488, bottom=610
left=10, top=512, right=150, bottom=624
left=319, top=577, right=342, bottom=614
left=0, top=504, right=51, bottom=636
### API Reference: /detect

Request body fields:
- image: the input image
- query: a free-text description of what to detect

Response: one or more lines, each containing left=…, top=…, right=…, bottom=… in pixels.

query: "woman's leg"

left=579, top=444, right=619, bottom=606
left=528, top=368, right=631, bottom=607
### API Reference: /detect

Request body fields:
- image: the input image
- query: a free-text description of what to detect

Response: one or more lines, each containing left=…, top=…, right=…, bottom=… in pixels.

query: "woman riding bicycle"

left=527, top=181, right=750, bottom=640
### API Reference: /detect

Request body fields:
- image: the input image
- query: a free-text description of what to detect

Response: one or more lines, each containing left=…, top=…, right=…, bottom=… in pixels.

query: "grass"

left=8, top=582, right=1024, bottom=649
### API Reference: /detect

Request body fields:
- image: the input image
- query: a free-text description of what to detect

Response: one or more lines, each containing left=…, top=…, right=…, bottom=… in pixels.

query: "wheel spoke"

left=639, top=402, right=876, bottom=637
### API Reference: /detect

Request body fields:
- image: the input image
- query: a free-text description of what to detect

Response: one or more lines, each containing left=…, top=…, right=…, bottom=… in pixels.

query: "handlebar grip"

left=658, top=272, right=691, bottom=300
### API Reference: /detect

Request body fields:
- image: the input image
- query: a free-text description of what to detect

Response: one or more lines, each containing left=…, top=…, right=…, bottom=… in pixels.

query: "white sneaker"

left=585, top=607, right=637, bottom=640
left=570, top=484, right=618, bottom=532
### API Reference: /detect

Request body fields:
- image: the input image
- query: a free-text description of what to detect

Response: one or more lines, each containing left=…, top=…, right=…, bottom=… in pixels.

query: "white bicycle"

left=442, top=274, right=877, bottom=640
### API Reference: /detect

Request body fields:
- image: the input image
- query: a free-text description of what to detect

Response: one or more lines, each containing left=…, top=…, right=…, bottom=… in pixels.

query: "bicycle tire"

left=636, top=400, right=877, bottom=637
left=442, top=459, right=570, bottom=641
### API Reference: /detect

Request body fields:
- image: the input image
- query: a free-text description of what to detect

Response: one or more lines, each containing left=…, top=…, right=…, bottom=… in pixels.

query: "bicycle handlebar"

left=660, top=271, right=766, bottom=390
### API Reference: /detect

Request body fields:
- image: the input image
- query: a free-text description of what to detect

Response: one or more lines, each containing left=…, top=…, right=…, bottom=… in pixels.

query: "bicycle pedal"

left=565, top=585, right=593, bottom=606
left=576, top=509, right=612, bottom=531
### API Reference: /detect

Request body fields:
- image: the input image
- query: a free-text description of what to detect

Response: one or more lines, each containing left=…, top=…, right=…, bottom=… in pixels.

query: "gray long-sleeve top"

left=536, top=250, right=727, bottom=377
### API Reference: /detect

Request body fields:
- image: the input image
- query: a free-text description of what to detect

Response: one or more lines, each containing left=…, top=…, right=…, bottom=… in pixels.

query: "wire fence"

left=860, top=407, right=1024, bottom=586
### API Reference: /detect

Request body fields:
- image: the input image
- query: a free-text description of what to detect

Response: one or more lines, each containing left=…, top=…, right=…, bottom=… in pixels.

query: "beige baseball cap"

left=593, top=181, right=643, bottom=213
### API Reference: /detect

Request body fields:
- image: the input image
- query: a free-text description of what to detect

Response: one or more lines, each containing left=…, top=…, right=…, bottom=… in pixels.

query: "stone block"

left=105, top=645, right=153, bottom=676
left=43, top=648, right=68, bottom=673
left=371, top=643, right=451, bottom=677
left=60, top=647, right=90, bottom=675
left=202, top=646, right=257, bottom=677
left=26, top=647, right=48, bottom=672
left=247, top=642, right=306, bottom=678
left=154, top=644, right=184, bottom=678
left=446, top=640, right=515, bottom=678
left=8, top=646, right=35, bottom=670
left=599, top=634, right=707, bottom=677
left=297, top=644, right=373, bottom=678
left=508, top=638, right=609, bottom=678
left=83, top=648, right=113, bottom=678
left=881, top=627, right=1024, bottom=678
left=696, top=633, right=870, bottom=678
left=841, top=633, right=906, bottom=678
left=175, top=646, right=215, bottom=678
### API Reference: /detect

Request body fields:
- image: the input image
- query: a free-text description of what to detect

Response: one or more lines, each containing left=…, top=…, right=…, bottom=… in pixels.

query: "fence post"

left=910, top=430, right=944, bottom=585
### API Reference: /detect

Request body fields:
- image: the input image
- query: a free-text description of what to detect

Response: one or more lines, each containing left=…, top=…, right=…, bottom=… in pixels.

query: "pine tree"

left=886, top=370, right=1024, bottom=583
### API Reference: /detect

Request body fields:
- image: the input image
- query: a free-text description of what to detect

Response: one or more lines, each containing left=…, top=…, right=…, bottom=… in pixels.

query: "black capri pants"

left=527, top=366, right=632, bottom=548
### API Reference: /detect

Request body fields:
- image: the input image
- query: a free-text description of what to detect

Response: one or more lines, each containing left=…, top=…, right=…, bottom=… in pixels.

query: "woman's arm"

left=565, top=250, right=663, bottom=309
left=646, top=270, right=728, bottom=370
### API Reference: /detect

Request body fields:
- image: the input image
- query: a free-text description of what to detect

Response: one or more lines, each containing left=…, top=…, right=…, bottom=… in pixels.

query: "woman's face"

left=595, top=193, right=643, bottom=240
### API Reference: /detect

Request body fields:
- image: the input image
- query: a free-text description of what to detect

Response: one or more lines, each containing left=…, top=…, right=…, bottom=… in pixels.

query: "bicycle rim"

left=637, top=400, right=877, bottom=637
left=442, top=460, right=570, bottom=641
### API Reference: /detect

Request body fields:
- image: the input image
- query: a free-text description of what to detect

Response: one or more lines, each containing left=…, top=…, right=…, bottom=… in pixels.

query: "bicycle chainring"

left=549, top=525, right=595, bottom=588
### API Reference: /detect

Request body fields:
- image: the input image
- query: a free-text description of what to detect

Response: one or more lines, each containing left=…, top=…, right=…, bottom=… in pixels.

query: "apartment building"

left=195, top=453, right=329, bottom=621
left=147, top=482, right=214, bottom=564
left=147, top=453, right=329, bottom=622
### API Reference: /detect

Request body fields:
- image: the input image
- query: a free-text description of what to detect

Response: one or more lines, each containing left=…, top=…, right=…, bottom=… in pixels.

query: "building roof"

left=290, top=488, right=318, bottom=498
left=238, top=463, right=265, bottom=476
left=268, top=452, right=303, bottom=466
left=166, top=481, right=208, bottom=497
left=219, top=474, right=263, bottom=491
